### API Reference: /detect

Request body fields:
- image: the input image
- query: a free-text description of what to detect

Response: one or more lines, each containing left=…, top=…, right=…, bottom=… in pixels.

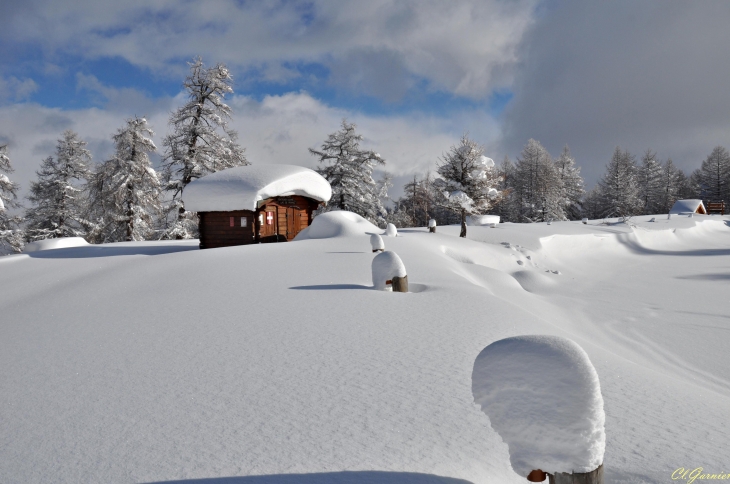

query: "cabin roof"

left=183, top=164, right=332, bottom=212
left=669, top=199, right=706, bottom=214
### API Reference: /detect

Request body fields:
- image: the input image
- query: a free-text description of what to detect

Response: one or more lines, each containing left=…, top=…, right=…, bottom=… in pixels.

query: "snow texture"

left=294, top=210, right=380, bottom=240
left=372, top=251, right=407, bottom=290
left=472, top=335, right=605, bottom=476
left=23, top=237, right=89, bottom=253
left=467, top=214, right=500, bottom=226
left=669, top=199, right=706, bottom=215
left=385, top=223, right=398, bottom=237
left=370, top=233, right=384, bottom=251
left=183, top=164, right=332, bottom=212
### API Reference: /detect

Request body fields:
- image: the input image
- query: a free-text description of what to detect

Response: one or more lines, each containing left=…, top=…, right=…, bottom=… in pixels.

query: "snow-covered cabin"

left=669, top=199, right=706, bottom=215
left=183, top=165, right=332, bottom=249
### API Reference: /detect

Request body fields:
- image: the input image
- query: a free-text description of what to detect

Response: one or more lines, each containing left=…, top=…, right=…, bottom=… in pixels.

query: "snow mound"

left=23, top=237, right=89, bottom=253
left=372, top=251, right=407, bottom=290
left=472, top=335, right=605, bottom=477
left=385, top=223, right=397, bottom=237
left=467, top=214, right=500, bottom=226
left=295, top=211, right=381, bottom=240
left=183, top=164, right=332, bottom=212
left=370, top=233, right=384, bottom=251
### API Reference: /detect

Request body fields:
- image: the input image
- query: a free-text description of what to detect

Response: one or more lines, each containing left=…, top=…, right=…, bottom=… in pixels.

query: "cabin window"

left=266, top=211, right=275, bottom=225
left=240, top=217, right=247, bottom=228
left=229, top=216, right=234, bottom=227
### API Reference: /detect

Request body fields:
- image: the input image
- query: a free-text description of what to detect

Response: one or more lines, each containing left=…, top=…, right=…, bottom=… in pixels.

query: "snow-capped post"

left=582, top=218, right=588, bottom=224
left=372, top=251, right=407, bottom=292
left=370, top=233, right=384, bottom=253
left=428, top=219, right=436, bottom=233
left=472, top=335, right=605, bottom=484
left=385, top=223, right=397, bottom=237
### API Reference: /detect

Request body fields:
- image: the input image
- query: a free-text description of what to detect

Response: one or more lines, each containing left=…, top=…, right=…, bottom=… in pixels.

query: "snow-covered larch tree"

left=513, top=139, right=564, bottom=223
left=554, top=145, right=585, bottom=220
left=310, top=119, right=387, bottom=226
left=25, top=130, right=92, bottom=241
left=695, top=146, right=730, bottom=203
left=87, top=117, right=161, bottom=243
left=597, top=147, right=641, bottom=220
left=435, top=135, right=501, bottom=237
left=637, top=149, right=664, bottom=214
left=0, top=144, right=24, bottom=253
left=161, top=57, right=248, bottom=239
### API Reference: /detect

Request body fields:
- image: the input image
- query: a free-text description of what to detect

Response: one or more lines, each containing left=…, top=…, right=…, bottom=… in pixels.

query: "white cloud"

left=0, top=76, right=39, bottom=103
left=1, top=0, right=538, bottom=99
left=0, top=88, right=501, bottom=208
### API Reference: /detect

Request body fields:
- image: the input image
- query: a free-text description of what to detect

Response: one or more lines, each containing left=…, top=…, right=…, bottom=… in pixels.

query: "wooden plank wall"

left=199, top=210, right=255, bottom=249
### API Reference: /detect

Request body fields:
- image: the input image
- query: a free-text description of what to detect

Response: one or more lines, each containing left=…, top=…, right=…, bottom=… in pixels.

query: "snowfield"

left=1, top=214, right=729, bottom=483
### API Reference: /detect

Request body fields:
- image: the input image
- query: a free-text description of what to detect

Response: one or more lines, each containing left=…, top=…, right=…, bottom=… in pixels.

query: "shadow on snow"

left=144, top=471, right=473, bottom=484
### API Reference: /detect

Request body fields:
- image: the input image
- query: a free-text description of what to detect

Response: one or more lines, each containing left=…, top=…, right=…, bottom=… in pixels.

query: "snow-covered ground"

left=1, top=214, right=729, bottom=483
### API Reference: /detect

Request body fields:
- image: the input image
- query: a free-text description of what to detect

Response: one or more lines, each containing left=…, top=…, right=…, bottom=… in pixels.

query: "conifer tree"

left=554, top=145, right=585, bottom=220
left=695, top=146, right=730, bottom=203
left=435, top=135, right=501, bottom=237
left=637, top=149, right=664, bottom=214
left=310, top=119, right=387, bottom=226
left=597, top=147, right=641, bottom=220
left=25, top=130, right=92, bottom=240
left=87, top=117, right=161, bottom=243
left=513, top=139, right=564, bottom=223
left=0, top=144, right=24, bottom=253
left=161, top=57, right=248, bottom=239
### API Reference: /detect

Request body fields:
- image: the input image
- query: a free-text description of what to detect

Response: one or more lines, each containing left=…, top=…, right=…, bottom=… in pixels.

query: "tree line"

left=1, top=58, right=729, bottom=254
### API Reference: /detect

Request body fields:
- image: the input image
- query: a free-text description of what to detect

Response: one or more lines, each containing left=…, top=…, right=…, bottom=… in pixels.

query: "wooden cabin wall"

left=199, top=211, right=255, bottom=249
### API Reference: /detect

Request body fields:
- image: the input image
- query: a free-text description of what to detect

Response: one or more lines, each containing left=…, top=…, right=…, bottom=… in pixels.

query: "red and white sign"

left=266, top=212, right=274, bottom=225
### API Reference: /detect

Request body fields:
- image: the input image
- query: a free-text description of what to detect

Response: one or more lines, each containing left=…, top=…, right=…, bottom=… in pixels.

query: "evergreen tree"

left=25, top=130, right=92, bottom=240
left=695, top=146, right=730, bottom=203
left=581, top=186, right=604, bottom=220
left=493, top=155, right=518, bottom=223
left=513, top=139, right=564, bottom=223
left=0, top=144, right=24, bottom=253
left=656, top=158, right=682, bottom=213
left=87, top=117, right=161, bottom=243
left=397, top=173, right=437, bottom=227
left=435, top=135, right=501, bottom=237
left=637, top=149, right=664, bottom=214
left=161, top=57, right=248, bottom=239
left=310, top=119, right=387, bottom=226
left=554, top=145, right=585, bottom=220
left=597, top=147, right=641, bottom=220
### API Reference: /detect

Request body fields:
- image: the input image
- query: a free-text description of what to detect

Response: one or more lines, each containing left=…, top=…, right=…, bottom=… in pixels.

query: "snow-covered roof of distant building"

left=183, top=164, right=332, bottom=212
left=669, top=199, right=706, bottom=214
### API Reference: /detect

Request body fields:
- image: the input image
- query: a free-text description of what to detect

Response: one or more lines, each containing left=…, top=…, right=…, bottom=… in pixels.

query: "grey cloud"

left=500, top=0, right=730, bottom=187
left=327, top=47, right=413, bottom=103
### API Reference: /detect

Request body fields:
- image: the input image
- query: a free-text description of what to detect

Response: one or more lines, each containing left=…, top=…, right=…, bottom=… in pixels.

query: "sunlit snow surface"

left=1, top=215, right=730, bottom=483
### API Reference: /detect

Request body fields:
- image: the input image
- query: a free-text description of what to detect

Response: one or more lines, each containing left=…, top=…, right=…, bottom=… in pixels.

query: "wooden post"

left=548, top=464, right=603, bottom=484
left=429, top=226, right=436, bottom=233
left=391, top=275, right=408, bottom=293
left=372, top=248, right=384, bottom=253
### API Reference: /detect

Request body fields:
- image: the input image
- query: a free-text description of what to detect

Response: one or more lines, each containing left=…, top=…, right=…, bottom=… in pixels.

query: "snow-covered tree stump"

left=370, top=233, right=384, bottom=252
left=372, top=251, right=407, bottom=292
left=428, top=219, right=436, bottom=233
left=472, top=336, right=605, bottom=484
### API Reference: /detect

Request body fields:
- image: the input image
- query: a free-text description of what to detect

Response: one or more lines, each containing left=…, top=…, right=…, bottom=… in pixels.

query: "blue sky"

left=1, top=0, right=729, bottom=201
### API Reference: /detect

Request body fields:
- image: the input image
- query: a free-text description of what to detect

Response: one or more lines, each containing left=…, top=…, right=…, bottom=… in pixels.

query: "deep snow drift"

left=1, top=214, right=729, bottom=484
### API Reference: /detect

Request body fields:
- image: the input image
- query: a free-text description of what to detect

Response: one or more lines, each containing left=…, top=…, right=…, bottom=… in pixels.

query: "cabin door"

left=286, top=207, right=299, bottom=239
left=260, top=209, right=277, bottom=238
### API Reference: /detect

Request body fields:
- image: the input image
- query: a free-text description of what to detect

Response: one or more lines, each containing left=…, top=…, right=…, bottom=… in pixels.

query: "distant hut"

left=183, top=165, right=332, bottom=249
left=669, top=199, right=707, bottom=215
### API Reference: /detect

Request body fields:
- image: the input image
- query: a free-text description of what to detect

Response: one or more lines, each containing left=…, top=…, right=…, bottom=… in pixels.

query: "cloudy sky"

left=1, top=0, right=729, bottom=201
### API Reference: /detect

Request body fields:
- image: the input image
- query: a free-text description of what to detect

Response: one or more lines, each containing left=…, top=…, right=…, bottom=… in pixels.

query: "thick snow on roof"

left=472, top=335, right=605, bottom=476
left=23, top=237, right=89, bottom=253
left=294, top=210, right=381, bottom=239
left=183, top=164, right=332, bottom=212
left=669, top=199, right=706, bottom=214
